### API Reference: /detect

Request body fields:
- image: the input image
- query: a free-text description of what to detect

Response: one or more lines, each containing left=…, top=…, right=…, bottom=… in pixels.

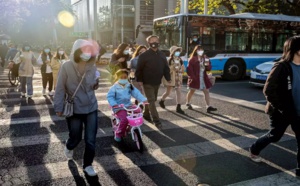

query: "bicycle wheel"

left=133, top=129, right=143, bottom=153
left=8, top=70, right=17, bottom=85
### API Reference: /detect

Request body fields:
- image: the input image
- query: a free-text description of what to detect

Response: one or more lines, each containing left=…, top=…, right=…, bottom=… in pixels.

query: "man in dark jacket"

left=5, top=44, right=19, bottom=62
left=249, top=36, right=300, bottom=177
left=135, top=35, right=171, bottom=128
left=0, top=43, right=9, bottom=67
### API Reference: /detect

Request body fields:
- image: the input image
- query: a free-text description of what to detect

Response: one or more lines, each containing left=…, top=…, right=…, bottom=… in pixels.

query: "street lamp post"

left=113, top=3, right=135, bottom=47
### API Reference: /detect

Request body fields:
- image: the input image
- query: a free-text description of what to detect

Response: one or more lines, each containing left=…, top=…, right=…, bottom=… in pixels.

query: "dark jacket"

left=264, top=62, right=297, bottom=122
left=5, top=48, right=19, bottom=61
left=187, top=56, right=212, bottom=89
left=109, top=53, right=129, bottom=74
left=135, top=48, right=171, bottom=85
left=40, top=53, right=53, bottom=73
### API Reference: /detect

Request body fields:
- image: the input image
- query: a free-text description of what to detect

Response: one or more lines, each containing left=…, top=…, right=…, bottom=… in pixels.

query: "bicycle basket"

left=127, top=113, right=143, bottom=127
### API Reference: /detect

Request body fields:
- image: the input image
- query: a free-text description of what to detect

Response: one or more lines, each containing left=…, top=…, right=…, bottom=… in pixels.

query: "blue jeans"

left=66, top=110, right=98, bottom=168
left=250, top=110, right=300, bottom=172
left=19, top=76, right=33, bottom=95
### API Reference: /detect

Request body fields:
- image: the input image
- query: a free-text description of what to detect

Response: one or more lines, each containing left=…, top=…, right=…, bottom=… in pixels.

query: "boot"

left=159, top=100, right=165, bottom=109
left=176, top=104, right=185, bottom=114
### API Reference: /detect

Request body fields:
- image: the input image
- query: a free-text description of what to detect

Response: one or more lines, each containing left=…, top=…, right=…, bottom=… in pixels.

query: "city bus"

left=153, top=13, right=300, bottom=80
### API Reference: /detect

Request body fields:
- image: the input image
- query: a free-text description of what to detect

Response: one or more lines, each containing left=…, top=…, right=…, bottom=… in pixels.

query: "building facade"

left=71, top=0, right=177, bottom=47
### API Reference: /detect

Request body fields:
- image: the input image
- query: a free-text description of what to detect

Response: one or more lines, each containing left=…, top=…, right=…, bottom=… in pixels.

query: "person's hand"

left=168, top=80, right=172, bottom=84
left=118, top=57, right=125, bottom=62
left=56, top=112, right=63, bottom=117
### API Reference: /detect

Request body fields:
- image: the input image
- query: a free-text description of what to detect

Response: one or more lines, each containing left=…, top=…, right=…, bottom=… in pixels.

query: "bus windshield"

left=153, top=16, right=184, bottom=52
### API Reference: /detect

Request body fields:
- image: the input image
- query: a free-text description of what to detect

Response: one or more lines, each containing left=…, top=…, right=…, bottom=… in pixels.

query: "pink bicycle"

left=111, top=102, right=147, bottom=152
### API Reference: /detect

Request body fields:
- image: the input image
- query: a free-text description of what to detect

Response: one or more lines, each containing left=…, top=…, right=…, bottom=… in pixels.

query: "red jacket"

left=187, top=56, right=212, bottom=89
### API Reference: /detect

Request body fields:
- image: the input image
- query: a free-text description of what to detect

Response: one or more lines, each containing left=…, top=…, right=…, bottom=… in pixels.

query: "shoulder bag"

left=63, top=73, right=86, bottom=117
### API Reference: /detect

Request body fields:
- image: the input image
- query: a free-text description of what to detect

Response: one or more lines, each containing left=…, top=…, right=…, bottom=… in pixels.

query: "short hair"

left=146, top=35, right=159, bottom=42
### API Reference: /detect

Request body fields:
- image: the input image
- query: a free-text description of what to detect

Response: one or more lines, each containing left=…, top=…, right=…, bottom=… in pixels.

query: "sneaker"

left=64, top=145, right=73, bottom=160
left=114, top=136, right=122, bottom=142
left=27, top=95, right=32, bottom=99
left=48, top=91, right=53, bottom=96
left=207, top=106, right=217, bottom=113
left=84, top=166, right=97, bottom=177
left=249, top=148, right=261, bottom=163
left=42, top=89, right=46, bottom=95
left=186, top=103, right=193, bottom=110
left=21, top=92, right=26, bottom=98
left=159, top=100, right=165, bottom=109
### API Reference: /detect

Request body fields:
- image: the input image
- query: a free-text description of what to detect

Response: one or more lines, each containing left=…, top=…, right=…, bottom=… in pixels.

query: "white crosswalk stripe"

left=0, top=68, right=299, bottom=185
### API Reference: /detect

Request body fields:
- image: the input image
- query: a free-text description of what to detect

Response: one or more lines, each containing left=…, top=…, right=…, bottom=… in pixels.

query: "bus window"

left=252, top=33, right=273, bottom=52
left=225, top=32, right=248, bottom=51
left=276, top=34, right=289, bottom=52
left=202, top=27, right=215, bottom=50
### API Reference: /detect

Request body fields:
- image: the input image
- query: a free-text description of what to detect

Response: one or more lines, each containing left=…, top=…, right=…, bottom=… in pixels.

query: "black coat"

left=264, top=61, right=297, bottom=122
left=135, top=48, right=170, bottom=86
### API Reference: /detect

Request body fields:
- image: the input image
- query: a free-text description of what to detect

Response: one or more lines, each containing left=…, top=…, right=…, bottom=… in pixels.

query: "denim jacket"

left=107, top=81, right=147, bottom=113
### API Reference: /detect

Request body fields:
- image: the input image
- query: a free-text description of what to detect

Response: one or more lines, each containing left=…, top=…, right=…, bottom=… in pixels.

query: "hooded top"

left=53, top=39, right=99, bottom=114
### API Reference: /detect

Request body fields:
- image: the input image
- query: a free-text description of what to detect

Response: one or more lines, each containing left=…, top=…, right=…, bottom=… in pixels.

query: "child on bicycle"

left=107, top=69, right=147, bottom=142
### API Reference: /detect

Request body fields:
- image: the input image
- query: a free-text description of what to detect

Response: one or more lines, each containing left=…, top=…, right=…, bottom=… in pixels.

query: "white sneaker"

left=48, top=91, right=53, bottom=96
left=27, top=95, right=32, bottom=98
left=84, top=166, right=97, bottom=176
left=249, top=149, right=262, bottom=163
left=42, top=89, right=46, bottom=95
left=21, top=92, right=26, bottom=97
left=64, top=146, right=73, bottom=160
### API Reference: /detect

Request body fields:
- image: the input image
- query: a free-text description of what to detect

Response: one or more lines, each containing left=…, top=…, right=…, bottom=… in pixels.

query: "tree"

left=174, top=0, right=300, bottom=16
left=0, top=0, right=74, bottom=45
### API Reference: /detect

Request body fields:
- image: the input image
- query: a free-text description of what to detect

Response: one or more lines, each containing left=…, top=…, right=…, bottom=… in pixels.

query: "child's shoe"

left=114, top=136, right=122, bottom=142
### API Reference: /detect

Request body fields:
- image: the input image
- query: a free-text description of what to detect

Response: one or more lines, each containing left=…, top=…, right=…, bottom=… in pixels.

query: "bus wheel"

left=223, top=59, right=245, bottom=81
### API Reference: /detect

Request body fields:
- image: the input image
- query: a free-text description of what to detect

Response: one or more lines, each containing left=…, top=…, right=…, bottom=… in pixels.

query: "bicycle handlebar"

left=112, top=102, right=148, bottom=111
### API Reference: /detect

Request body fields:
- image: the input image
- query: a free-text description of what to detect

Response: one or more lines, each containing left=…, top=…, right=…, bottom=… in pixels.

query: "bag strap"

left=71, top=72, right=86, bottom=100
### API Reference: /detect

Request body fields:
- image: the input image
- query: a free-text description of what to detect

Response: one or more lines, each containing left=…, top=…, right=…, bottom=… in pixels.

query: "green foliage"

left=174, top=0, right=300, bottom=16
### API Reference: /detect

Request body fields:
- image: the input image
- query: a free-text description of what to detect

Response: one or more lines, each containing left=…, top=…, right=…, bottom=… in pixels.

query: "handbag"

left=62, top=73, right=86, bottom=117
left=207, top=73, right=216, bottom=86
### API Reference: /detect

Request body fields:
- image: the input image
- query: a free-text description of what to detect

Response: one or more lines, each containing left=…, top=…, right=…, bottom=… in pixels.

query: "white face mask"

left=58, top=51, right=64, bottom=55
left=80, top=53, right=92, bottom=61
left=197, top=50, right=204, bottom=56
left=174, top=59, right=180, bottom=64
left=174, top=51, right=181, bottom=57
left=123, top=50, right=129, bottom=55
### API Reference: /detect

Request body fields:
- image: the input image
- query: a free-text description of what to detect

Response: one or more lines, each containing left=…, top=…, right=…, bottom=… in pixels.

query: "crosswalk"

left=0, top=66, right=300, bottom=186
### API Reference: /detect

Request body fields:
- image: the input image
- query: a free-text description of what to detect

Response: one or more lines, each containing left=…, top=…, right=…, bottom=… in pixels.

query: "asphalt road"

left=0, top=64, right=299, bottom=186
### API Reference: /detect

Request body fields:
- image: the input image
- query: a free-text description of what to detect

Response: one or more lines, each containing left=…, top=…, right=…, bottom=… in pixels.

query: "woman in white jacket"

left=13, top=43, right=36, bottom=98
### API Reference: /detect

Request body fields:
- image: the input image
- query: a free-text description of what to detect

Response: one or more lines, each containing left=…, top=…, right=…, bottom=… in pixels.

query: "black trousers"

left=250, top=110, right=300, bottom=172
left=42, top=72, right=53, bottom=91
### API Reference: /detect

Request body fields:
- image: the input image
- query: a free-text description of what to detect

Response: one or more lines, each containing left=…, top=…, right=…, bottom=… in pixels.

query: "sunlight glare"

left=57, top=11, right=75, bottom=28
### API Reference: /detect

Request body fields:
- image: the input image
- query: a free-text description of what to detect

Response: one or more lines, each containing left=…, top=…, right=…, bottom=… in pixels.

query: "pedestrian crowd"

left=1, top=35, right=300, bottom=178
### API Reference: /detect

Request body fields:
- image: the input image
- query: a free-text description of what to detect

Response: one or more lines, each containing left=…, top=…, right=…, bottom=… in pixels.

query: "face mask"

left=24, top=46, right=30, bottom=51
left=149, top=42, right=159, bottom=48
left=44, top=49, right=50, bottom=53
left=193, top=38, right=198, bottom=42
left=123, top=50, right=129, bottom=55
left=197, top=50, right=204, bottom=56
left=118, top=79, right=128, bottom=84
left=58, top=51, right=64, bottom=55
left=174, top=51, right=181, bottom=57
left=80, top=53, right=92, bottom=61
left=174, top=59, right=180, bottom=64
